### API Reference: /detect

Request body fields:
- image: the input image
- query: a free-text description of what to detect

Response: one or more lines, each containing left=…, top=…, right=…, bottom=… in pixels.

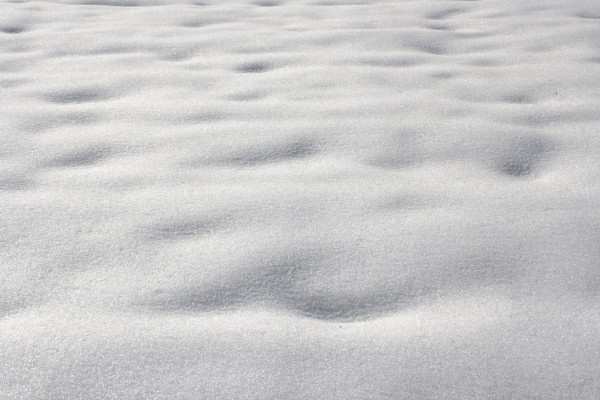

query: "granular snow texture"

left=1, top=0, right=600, bottom=398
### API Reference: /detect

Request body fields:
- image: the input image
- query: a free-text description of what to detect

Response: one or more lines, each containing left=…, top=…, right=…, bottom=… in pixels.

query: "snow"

left=1, top=0, right=600, bottom=398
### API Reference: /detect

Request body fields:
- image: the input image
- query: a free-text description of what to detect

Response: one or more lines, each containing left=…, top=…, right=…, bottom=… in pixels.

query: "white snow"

left=1, top=0, right=600, bottom=398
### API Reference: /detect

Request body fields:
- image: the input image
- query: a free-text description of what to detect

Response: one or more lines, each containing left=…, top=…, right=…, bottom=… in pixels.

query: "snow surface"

left=1, top=0, right=600, bottom=398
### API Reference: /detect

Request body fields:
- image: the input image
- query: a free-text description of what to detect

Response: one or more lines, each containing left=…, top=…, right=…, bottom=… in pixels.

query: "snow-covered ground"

left=1, top=0, right=600, bottom=398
